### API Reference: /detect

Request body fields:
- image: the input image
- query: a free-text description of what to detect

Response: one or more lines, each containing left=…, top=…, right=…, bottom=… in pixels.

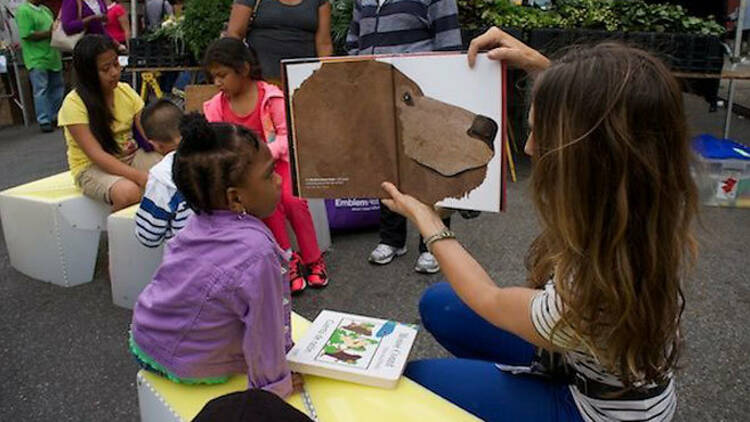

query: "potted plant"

left=331, top=0, right=354, bottom=55
left=182, top=0, right=233, bottom=62
left=130, top=14, right=191, bottom=68
left=467, top=0, right=726, bottom=73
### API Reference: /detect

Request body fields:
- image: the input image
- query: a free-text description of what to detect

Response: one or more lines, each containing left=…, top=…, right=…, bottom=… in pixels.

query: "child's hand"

left=291, top=372, right=305, bottom=394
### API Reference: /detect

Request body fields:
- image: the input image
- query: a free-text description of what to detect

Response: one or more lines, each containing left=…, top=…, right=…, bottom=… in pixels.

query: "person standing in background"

left=60, top=0, right=108, bottom=37
left=46, top=0, right=63, bottom=15
left=104, top=0, right=130, bottom=51
left=226, top=0, right=333, bottom=85
left=15, top=0, right=64, bottom=132
left=346, top=0, right=462, bottom=274
left=145, top=0, right=173, bottom=32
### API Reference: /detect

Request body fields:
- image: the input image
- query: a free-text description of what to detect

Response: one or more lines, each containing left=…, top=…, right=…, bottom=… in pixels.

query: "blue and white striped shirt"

left=346, top=0, right=462, bottom=55
left=135, top=152, right=193, bottom=248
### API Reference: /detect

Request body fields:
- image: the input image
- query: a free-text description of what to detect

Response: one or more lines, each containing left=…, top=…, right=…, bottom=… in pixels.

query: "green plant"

left=146, top=15, right=185, bottom=42
left=331, top=0, right=354, bottom=55
left=458, top=0, right=726, bottom=37
left=182, top=0, right=233, bottom=61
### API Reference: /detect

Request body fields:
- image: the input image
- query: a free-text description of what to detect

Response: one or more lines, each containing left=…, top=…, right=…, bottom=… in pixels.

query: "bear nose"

left=466, top=115, right=498, bottom=150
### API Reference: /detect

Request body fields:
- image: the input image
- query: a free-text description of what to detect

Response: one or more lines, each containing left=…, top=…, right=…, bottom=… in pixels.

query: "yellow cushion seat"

left=137, top=313, right=480, bottom=422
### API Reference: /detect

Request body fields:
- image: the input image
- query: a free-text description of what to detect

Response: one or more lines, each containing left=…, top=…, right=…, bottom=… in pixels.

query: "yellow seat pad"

left=1, top=172, right=82, bottom=202
left=140, top=313, right=480, bottom=421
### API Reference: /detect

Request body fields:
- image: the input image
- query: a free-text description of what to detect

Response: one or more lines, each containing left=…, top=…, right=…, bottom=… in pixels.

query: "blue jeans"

left=405, top=282, right=584, bottom=422
left=28, top=69, right=64, bottom=125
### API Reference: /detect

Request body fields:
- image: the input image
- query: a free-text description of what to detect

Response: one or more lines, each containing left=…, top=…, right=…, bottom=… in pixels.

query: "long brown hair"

left=526, top=43, right=698, bottom=387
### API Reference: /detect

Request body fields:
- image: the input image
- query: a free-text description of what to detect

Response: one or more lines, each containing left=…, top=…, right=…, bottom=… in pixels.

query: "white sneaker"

left=368, top=244, right=407, bottom=265
left=414, top=252, right=440, bottom=274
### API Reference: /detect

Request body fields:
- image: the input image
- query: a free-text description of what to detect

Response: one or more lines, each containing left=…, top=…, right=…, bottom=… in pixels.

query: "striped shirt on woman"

left=346, top=0, right=462, bottom=55
left=528, top=281, right=677, bottom=421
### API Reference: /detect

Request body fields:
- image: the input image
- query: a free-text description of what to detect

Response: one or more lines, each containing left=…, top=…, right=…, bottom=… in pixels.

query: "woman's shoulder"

left=58, top=89, right=87, bottom=123
left=115, top=82, right=145, bottom=110
left=115, top=82, right=140, bottom=98
left=62, top=88, right=83, bottom=105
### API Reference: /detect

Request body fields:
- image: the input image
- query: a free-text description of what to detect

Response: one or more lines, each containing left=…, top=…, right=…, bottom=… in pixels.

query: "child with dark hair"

left=58, top=35, right=161, bottom=210
left=134, top=99, right=192, bottom=247
left=202, top=37, right=328, bottom=294
left=130, top=113, right=303, bottom=397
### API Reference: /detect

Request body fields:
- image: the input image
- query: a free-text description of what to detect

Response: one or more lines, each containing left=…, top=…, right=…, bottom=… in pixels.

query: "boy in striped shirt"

left=134, top=99, right=192, bottom=248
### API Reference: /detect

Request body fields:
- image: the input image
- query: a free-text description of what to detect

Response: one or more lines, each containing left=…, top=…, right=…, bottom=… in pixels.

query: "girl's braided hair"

left=173, top=113, right=261, bottom=214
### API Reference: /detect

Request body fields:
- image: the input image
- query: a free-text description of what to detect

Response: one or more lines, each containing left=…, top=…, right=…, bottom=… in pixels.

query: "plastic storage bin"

left=692, top=135, right=750, bottom=208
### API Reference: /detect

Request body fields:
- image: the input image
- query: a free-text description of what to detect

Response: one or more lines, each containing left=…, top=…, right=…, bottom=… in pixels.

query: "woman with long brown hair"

left=382, top=28, right=698, bottom=421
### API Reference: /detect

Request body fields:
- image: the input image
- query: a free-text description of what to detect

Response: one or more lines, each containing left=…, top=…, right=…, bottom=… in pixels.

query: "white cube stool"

left=108, top=205, right=165, bottom=309
left=137, top=313, right=479, bottom=422
left=0, top=172, right=110, bottom=287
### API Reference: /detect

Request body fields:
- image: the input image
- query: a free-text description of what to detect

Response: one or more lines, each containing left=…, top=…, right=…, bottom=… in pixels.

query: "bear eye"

left=402, top=92, right=414, bottom=106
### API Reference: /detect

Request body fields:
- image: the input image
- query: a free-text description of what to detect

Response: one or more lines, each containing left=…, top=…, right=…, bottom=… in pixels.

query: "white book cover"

left=287, top=310, right=419, bottom=389
left=283, top=53, right=507, bottom=212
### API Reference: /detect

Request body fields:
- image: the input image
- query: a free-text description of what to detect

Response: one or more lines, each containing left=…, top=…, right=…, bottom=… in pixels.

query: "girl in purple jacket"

left=129, top=113, right=303, bottom=397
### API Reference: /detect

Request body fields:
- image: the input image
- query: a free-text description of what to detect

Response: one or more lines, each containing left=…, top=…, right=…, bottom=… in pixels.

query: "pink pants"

left=263, top=160, right=321, bottom=265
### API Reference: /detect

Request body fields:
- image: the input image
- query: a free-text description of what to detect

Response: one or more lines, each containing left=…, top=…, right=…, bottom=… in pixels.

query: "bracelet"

left=424, top=228, right=456, bottom=253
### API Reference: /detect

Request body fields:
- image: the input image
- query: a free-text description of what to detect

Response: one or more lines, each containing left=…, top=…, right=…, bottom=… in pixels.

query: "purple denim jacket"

left=131, top=211, right=294, bottom=397
left=61, top=0, right=107, bottom=35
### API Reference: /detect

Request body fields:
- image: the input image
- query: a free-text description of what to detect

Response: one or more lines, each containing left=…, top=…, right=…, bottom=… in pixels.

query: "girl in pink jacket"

left=203, top=38, right=328, bottom=294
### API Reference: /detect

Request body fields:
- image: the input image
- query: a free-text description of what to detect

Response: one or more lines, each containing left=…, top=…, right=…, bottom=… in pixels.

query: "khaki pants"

left=76, top=150, right=162, bottom=204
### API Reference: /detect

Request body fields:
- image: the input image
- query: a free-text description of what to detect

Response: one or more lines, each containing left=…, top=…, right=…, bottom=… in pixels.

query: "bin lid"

left=692, top=134, right=750, bottom=160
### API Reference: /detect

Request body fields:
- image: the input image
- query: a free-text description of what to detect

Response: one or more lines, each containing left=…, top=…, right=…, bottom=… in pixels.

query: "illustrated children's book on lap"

left=286, top=310, right=419, bottom=389
left=282, top=53, right=507, bottom=212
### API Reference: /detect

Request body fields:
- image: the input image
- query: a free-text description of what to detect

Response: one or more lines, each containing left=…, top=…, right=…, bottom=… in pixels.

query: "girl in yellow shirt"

left=58, top=34, right=161, bottom=210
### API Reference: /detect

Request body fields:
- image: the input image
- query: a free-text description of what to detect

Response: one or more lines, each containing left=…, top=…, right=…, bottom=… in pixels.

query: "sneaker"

left=306, top=256, right=329, bottom=288
left=414, top=252, right=440, bottom=274
left=289, top=252, right=306, bottom=295
left=368, top=244, right=407, bottom=265
left=40, top=123, right=54, bottom=133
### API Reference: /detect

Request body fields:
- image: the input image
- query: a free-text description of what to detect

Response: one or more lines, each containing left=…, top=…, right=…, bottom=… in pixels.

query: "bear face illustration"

left=290, top=60, right=498, bottom=205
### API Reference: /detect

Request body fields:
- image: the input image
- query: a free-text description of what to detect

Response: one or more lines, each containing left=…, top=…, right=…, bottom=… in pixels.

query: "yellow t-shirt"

left=58, top=82, right=145, bottom=179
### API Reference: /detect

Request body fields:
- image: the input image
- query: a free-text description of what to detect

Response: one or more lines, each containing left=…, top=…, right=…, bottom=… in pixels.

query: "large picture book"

left=282, top=53, right=507, bottom=212
left=286, top=310, right=419, bottom=389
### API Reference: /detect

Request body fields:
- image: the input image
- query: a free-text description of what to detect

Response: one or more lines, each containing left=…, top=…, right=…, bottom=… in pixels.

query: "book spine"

left=390, top=64, right=402, bottom=191
left=282, top=63, right=302, bottom=197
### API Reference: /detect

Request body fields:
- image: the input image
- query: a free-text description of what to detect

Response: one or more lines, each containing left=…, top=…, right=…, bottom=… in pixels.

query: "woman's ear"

left=226, top=187, right=244, bottom=213
left=243, top=62, right=251, bottom=78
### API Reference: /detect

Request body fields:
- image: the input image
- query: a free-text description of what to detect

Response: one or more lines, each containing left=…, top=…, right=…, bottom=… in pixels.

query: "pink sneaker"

left=306, top=256, right=329, bottom=288
left=289, top=252, right=306, bottom=295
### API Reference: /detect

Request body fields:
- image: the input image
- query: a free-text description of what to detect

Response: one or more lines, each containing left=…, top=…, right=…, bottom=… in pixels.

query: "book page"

left=285, top=59, right=399, bottom=198
left=391, top=54, right=504, bottom=212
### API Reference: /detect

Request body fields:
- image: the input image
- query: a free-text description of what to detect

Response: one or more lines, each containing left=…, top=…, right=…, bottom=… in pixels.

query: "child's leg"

left=404, top=358, right=583, bottom=422
left=76, top=165, right=140, bottom=211
left=275, top=160, right=321, bottom=264
left=109, top=179, right=144, bottom=211
left=131, top=149, right=163, bottom=171
left=419, top=282, right=536, bottom=365
left=263, top=202, right=292, bottom=251
left=28, top=69, right=51, bottom=125
left=379, top=204, right=407, bottom=249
